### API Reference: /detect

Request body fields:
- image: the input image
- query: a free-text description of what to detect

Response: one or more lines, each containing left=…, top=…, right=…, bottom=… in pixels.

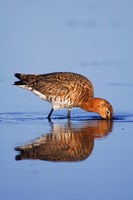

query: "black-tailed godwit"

left=14, top=72, right=113, bottom=119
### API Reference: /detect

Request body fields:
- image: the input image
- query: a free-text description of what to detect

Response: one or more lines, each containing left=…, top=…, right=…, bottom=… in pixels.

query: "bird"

left=14, top=72, right=113, bottom=119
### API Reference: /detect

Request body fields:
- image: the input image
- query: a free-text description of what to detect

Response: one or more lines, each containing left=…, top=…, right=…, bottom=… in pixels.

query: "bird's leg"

left=47, top=108, right=54, bottom=119
left=67, top=108, right=71, bottom=118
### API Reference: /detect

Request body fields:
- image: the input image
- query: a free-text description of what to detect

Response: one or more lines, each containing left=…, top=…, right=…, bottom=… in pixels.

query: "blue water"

left=0, top=0, right=133, bottom=200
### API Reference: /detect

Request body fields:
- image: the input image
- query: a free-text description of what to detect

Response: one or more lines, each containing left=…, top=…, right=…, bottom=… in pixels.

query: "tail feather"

left=14, top=73, right=26, bottom=86
left=13, top=80, right=26, bottom=86
left=14, top=73, right=22, bottom=79
left=14, top=73, right=38, bottom=86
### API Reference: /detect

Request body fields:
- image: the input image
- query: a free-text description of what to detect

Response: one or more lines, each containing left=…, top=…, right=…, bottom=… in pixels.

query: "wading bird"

left=14, top=72, right=113, bottom=119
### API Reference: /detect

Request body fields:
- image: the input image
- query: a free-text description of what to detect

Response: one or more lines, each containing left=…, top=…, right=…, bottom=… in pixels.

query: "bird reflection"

left=15, top=120, right=113, bottom=162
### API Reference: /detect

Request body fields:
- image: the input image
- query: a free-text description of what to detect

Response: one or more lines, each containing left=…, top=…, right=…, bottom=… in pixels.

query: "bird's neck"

left=79, top=98, right=102, bottom=113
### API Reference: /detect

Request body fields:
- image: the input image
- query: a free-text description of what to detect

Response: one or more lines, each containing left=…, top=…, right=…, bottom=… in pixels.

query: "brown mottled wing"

left=33, top=73, right=71, bottom=96
left=15, top=72, right=94, bottom=99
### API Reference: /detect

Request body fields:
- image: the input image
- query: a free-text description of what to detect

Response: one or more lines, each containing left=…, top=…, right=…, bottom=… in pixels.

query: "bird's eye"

left=106, top=110, right=110, bottom=115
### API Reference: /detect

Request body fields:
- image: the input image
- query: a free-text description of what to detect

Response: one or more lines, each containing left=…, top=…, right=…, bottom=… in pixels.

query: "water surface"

left=1, top=112, right=133, bottom=200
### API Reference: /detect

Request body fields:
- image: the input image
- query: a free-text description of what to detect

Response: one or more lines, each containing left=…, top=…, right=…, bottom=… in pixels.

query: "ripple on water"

left=0, top=112, right=47, bottom=124
left=0, top=112, right=133, bottom=123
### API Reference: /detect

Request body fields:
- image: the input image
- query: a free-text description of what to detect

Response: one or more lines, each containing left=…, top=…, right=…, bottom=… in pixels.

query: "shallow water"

left=1, top=0, right=133, bottom=200
left=1, top=112, right=133, bottom=200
